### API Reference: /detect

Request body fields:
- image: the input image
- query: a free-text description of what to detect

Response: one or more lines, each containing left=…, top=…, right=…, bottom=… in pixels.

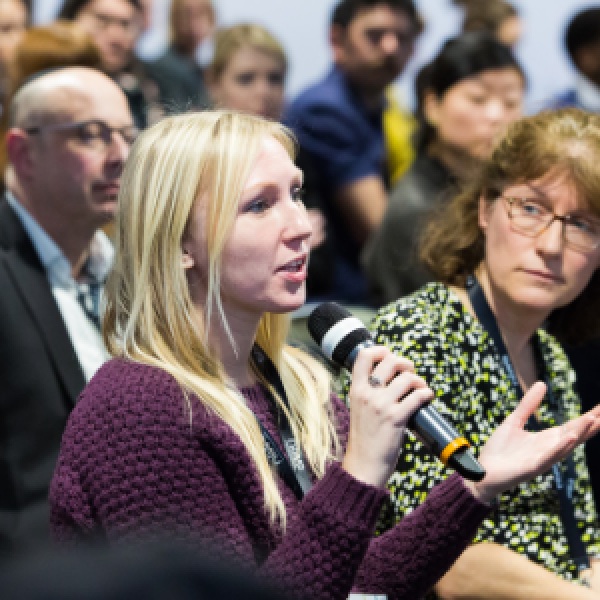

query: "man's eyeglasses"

left=25, top=120, right=139, bottom=152
left=502, top=196, right=600, bottom=252
left=88, top=10, right=140, bottom=36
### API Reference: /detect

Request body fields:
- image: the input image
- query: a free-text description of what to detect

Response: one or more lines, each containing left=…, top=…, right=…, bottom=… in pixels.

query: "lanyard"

left=467, top=276, right=590, bottom=574
left=250, top=345, right=313, bottom=501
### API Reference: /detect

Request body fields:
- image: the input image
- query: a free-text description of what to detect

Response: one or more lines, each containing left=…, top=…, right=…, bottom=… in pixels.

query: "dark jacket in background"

left=362, top=154, right=454, bottom=306
left=0, top=197, right=86, bottom=555
left=147, top=46, right=211, bottom=115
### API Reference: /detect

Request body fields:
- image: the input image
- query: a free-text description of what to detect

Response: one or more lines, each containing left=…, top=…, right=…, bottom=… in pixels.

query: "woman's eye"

left=469, top=94, right=487, bottom=105
left=521, top=201, right=543, bottom=216
left=291, top=186, right=305, bottom=203
left=236, top=72, right=255, bottom=86
left=247, top=197, right=270, bottom=213
left=268, top=72, right=284, bottom=87
left=569, top=216, right=595, bottom=233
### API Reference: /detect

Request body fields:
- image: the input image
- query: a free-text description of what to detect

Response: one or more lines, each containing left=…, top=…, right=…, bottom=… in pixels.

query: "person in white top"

left=0, top=66, right=134, bottom=553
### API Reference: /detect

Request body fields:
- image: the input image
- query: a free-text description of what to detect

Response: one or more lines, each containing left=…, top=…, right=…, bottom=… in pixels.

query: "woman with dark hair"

left=48, top=110, right=600, bottom=600
left=351, top=108, right=600, bottom=597
left=363, top=32, right=525, bottom=306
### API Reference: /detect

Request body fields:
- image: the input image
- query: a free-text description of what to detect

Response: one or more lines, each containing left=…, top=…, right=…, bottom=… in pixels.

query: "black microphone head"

left=307, top=302, right=351, bottom=346
left=308, top=302, right=372, bottom=367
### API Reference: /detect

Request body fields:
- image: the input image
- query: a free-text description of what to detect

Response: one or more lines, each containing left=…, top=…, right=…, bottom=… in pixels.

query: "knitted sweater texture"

left=49, top=358, right=490, bottom=600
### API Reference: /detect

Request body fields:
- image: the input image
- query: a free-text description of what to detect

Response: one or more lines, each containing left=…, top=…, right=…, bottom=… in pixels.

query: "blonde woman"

left=49, top=110, right=600, bottom=600
left=206, top=24, right=286, bottom=121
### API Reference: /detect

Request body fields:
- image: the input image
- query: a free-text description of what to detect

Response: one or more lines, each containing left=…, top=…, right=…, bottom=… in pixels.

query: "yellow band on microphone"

left=440, top=437, right=470, bottom=465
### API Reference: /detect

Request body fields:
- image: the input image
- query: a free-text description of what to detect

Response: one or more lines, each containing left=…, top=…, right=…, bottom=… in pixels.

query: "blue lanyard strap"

left=467, top=276, right=590, bottom=574
left=250, top=345, right=313, bottom=500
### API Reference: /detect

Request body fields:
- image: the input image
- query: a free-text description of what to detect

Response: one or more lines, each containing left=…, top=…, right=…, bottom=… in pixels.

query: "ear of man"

left=5, top=129, right=37, bottom=180
left=330, top=24, right=348, bottom=64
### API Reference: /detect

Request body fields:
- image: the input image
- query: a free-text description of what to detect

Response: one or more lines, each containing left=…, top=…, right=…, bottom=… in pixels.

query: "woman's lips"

left=277, top=256, right=308, bottom=282
left=94, top=182, right=120, bottom=196
left=524, top=269, right=564, bottom=283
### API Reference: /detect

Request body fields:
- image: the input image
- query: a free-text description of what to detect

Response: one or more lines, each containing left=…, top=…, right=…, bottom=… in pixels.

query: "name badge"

left=348, top=595, right=387, bottom=600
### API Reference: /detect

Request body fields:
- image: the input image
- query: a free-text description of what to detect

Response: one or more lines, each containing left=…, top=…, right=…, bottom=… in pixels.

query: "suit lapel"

left=0, top=199, right=86, bottom=407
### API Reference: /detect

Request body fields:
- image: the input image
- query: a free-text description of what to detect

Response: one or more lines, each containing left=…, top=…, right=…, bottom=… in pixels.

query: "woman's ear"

left=478, top=194, right=491, bottom=231
left=423, top=89, right=440, bottom=128
left=181, top=247, right=194, bottom=270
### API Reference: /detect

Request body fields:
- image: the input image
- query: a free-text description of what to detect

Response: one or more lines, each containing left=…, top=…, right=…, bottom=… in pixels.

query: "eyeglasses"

left=87, top=10, right=140, bottom=36
left=502, top=196, right=600, bottom=252
left=25, top=120, right=139, bottom=152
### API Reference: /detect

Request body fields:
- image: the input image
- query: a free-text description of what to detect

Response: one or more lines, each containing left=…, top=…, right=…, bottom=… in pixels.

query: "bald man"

left=0, top=67, right=135, bottom=553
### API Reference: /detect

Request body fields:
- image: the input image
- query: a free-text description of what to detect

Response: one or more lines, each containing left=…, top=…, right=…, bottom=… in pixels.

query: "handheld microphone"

left=308, top=302, right=485, bottom=482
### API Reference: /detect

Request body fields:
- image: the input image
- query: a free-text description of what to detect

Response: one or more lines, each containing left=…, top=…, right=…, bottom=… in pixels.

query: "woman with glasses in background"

left=347, top=108, right=600, bottom=598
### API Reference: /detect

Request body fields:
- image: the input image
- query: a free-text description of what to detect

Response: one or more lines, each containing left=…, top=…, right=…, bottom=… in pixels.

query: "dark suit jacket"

left=0, top=198, right=85, bottom=555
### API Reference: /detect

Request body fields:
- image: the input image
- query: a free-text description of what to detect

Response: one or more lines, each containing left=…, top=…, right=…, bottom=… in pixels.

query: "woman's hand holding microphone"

left=344, top=347, right=600, bottom=503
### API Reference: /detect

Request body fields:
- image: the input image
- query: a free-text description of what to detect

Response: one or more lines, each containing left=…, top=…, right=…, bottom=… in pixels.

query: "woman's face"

left=0, top=0, right=27, bottom=70
left=184, top=136, right=312, bottom=320
left=478, top=170, right=600, bottom=321
left=210, top=45, right=285, bottom=121
left=425, top=67, right=524, bottom=159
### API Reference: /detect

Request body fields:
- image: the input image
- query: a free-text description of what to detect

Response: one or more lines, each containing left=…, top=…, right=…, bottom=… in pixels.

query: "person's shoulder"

left=284, top=68, right=359, bottom=129
left=73, top=358, right=185, bottom=422
left=149, top=49, right=195, bottom=81
left=544, top=89, right=579, bottom=110
left=370, top=282, right=454, bottom=337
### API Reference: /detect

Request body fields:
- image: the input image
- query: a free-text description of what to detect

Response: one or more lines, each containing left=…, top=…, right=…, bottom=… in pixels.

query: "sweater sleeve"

left=353, top=474, right=490, bottom=599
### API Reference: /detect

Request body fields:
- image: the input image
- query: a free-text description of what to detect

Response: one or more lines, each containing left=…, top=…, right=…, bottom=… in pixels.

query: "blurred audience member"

left=206, top=23, right=284, bottom=121
left=148, top=0, right=213, bottom=113
left=285, top=0, right=423, bottom=305
left=0, top=542, right=290, bottom=600
left=207, top=23, right=328, bottom=295
left=455, top=0, right=522, bottom=48
left=0, top=67, right=133, bottom=553
left=0, top=20, right=103, bottom=186
left=59, top=0, right=163, bottom=128
left=548, top=7, right=600, bottom=112
left=0, top=0, right=29, bottom=109
left=363, top=32, right=525, bottom=305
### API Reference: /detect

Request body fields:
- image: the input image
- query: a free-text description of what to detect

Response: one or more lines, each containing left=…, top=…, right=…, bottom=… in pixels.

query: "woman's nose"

left=535, top=218, right=565, bottom=255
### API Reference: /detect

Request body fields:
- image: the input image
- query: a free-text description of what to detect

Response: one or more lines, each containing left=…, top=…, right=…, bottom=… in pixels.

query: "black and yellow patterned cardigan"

left=339, top=282, right=600, bottom=583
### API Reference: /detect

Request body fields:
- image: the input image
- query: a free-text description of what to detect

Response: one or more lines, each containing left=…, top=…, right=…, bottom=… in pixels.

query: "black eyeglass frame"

left=25, top=119, right=139, bottom=148
left=502, top=196, right=600, bottom=252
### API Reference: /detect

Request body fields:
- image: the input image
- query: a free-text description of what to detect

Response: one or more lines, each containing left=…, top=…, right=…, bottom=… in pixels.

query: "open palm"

left=474, top=382, right=600, bottom=501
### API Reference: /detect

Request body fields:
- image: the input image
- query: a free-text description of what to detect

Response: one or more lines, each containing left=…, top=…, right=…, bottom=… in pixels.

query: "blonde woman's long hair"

left=103, top=110, right=339, bottom=528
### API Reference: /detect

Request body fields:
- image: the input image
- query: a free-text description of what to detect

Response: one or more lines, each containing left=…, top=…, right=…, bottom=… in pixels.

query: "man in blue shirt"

left=285, top=0, right=422, bottom=304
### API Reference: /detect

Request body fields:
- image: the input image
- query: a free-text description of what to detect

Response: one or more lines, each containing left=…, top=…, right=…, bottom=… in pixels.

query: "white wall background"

left=34, top=0, right=597, bottom=113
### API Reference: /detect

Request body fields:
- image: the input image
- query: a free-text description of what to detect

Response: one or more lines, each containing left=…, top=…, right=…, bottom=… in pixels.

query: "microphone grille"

left=307, top=302, right=352, bottom=346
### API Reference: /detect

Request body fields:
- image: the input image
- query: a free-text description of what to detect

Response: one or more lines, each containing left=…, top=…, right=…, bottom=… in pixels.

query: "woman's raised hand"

left=342, top=346, right=434, bottom=489
left=468, top=382, right=600, bottom=503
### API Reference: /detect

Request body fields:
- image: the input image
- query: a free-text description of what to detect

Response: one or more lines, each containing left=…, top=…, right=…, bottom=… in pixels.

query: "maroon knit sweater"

left=49, top=359, right=490, bottom=600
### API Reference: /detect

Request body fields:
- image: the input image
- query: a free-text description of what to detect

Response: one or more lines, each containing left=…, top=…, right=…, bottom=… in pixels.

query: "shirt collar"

left=575, top=72, right=600, bottom=112
left=6, top=191, right=114, bottom=284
